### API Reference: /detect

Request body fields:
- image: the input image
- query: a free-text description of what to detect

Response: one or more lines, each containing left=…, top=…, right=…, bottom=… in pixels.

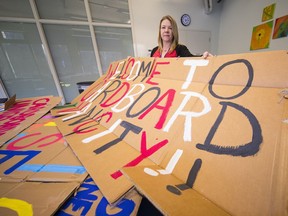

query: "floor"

left=137, top=197, right=163, bottom=216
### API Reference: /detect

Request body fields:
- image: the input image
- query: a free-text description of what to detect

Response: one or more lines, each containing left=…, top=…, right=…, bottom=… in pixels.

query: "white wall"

left=218, top=0, right=288, bottom=55
left=129, top=0, right=223, bottom=57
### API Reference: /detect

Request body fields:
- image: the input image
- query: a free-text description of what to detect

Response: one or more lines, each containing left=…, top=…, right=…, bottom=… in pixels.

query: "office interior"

left=0, top=0, right=287, bottom=104
left=0, top=0, right=287, bottom=215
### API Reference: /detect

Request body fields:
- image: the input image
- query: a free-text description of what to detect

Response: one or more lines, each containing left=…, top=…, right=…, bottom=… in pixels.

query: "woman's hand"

left=202, top=51, right=213, bottom=59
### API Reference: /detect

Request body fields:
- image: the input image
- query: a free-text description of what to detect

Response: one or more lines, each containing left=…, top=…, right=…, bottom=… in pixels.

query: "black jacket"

left=150, top=44, right=200, bottom=57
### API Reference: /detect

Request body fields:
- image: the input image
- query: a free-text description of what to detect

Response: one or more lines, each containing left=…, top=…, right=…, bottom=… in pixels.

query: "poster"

left=272, top=14, right=288, bottom=39
left=250, top=21, right=273, bottom=50
left=262, top=3, right=276, bottom=21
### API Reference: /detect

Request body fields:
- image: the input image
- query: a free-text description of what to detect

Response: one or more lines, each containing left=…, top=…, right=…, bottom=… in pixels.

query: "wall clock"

left=181, top=14, right=191, bottom=26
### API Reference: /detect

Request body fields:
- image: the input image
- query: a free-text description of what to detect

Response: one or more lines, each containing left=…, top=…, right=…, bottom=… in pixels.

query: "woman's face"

left=160, top=19, right=173, bottom=43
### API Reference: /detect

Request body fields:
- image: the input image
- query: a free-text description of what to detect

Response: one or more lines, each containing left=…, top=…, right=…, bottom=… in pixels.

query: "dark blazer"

left=150, top=44, right=201, bottom=57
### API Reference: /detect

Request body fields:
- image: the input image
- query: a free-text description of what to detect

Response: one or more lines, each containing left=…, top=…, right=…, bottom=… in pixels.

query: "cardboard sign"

left=0, top=115, right=87, bottom=183
left=58, top=177, right=142, bottom=216
left=0, top=114, right=88, bottom=214
left=51, top=50, right=288, bottom=215
left=0, top=96, right=62, bottom=146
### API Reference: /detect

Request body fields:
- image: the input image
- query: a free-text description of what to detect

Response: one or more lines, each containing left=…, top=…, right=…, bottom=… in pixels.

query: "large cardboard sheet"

left=123, top=165, right=230, bottom=216
left=51, top=50, right=288, bottom=215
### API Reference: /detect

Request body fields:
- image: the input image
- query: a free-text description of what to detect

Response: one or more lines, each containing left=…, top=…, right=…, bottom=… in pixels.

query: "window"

left=0, top=22, right=58, bottom=98
left=0, top=0, right=134, bottom=103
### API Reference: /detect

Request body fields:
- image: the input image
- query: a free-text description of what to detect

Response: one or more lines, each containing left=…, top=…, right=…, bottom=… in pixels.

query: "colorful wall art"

left=262, top=3, right=276, bottom=22
left=250, top=21, right=273, bottom=50
left=272, top=14, right=288, bottom=39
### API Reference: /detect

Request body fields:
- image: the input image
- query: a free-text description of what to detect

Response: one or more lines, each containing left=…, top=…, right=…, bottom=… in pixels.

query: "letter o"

left=209, top=59, right=253, bottom=99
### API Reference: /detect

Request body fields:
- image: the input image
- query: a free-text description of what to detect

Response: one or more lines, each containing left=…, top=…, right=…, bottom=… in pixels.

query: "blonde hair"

left=157, top=15, right=179, bottom=53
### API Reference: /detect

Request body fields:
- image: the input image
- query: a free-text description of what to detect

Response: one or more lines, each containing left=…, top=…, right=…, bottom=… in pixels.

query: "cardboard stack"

left=0, top=96, right=141, bottom=215
left=0, top=96, right=85, bottom=216
left=1, top=50, right=288, bottom=215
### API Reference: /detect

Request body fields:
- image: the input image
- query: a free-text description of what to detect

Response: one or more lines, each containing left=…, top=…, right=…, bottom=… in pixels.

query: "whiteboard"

left=179, top=29, right=211, bottom=56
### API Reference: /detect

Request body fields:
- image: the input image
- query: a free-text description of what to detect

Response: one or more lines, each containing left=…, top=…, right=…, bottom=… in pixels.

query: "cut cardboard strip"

left=0, top=114, right=89, bottom=214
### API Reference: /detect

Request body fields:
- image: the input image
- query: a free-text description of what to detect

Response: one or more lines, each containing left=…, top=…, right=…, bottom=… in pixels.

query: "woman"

left=150, top=15, right=212, bottom=59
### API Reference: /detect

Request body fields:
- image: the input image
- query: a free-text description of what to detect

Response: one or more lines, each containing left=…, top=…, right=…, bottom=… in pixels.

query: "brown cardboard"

left=121, top=51, right=288, bottom=215
left=0, top=114, right=89, bottom=215
left=58, top=176, right=142, bottom=216
left=50, top=56, right=214, bottom=205
left=123, top=165, right=230, bottom=216
left=50, top=50, right=288, bottom=215
left=0, top=96, right=62, bottom=146
left=0, top=114, right=88, bottom=182
left=0, top=181, right=79, bottom=215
